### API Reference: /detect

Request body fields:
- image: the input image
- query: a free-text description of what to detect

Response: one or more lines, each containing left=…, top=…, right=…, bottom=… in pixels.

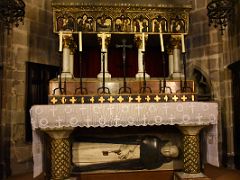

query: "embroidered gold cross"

left=135, top=96, right=142, bottom=103
left=164, top=95, right=168, bottom=102
left=108, top=96, right=115, bottom=103
left=181, top=95, right=187, bottom=102
left=90, top=97, right=95, bottom=103
left=172, top=95, right=179, bottom=102
left=154, top=95, right=161, bottom=102
left=50, top=97, right=58, bottom=104
left=145, top=95, right=151, bottom=102
left=98, top=96, right=105, bottom=103
left=69, top=97, right=77, bottom=104
left=117, top=96, right=124, bottom=103
left=128, top=96, right=133, bottom=103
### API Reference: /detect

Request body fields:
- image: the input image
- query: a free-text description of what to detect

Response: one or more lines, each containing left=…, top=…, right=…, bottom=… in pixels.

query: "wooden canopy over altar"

left=52, top=0, right=192, bottom=34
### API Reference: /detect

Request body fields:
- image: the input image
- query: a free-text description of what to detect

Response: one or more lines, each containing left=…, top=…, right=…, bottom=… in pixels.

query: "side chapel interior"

left=1, top=0, right=240, bottom=179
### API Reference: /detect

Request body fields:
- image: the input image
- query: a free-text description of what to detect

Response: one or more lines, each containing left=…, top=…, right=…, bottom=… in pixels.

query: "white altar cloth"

left=30, top=102, right=219, bottom=177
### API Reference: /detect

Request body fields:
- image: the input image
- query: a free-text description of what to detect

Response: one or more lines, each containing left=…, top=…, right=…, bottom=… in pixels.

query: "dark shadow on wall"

left=25, top=62, right=59, bottom=141
left=228, top=60, right=240, bottom=169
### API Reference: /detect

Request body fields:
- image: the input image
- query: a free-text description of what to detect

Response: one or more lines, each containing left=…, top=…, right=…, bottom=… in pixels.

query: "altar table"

left=30, top=102, right=219, bottom=179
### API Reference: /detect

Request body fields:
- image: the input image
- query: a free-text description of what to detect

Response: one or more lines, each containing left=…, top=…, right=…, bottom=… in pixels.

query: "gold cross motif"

left=81, top=97, right=85, bottom=104
left=191, top=95, right=195, bottom=101
left=135, top=95, right=142, bottom=103
left=128, top=96, right=133, bottom=103
left=108, top=96, right=115, bottom=103
left=69, top=97, right=77, bottom=104
left=90, top=97, right=95, bottom=103
left=145, top=95, right=151, bottom=102
left=117, top=96, right=124, bottom=103
left=172, top=95, right=179, bottom=102
left=164, top=95, right=168, bottom=102
left=50, top=97, right=58, bottom=104
left=181, top=95, right=188, bottom=102
left=61, top=97, right=66, bottom=104
left=154, top=95, right=161, bottom=102
left=98, top=96, right=105, bottom=103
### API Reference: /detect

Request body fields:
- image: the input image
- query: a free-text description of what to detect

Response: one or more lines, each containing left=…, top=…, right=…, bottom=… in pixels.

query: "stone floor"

left=7, top=173, right=44, bottom=180
left=6, top=164, right=240, bottom=180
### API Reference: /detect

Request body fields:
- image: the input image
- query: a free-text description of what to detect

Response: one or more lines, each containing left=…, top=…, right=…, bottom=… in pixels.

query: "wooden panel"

left=49, top=78, right=195, bottom=95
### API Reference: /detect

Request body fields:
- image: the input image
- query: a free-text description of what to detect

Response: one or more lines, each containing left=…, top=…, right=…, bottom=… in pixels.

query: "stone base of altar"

left=174, top=172, right=211, bottom=180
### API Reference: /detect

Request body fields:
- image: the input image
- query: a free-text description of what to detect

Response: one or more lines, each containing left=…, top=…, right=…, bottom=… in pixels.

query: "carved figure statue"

left=171, top=18, right=185, bottom=33
left=72, top=135, right=179, bottom=172
left=77, top=15, right=94, bottom=31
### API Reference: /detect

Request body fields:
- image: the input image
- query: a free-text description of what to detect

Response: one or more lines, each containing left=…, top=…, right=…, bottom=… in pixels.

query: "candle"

left=181, top=34, right=185, bottom=53
left=160, top=33, right=164, bottom=52
left=79, top=31, right=82, bottom=52
left=142, top=33, right=145, bottom=52
left=140, top=22, right=143, bottom=33
left=59, top=31, right=63, bottom=52
left=102, top=33, right=106, bottom=52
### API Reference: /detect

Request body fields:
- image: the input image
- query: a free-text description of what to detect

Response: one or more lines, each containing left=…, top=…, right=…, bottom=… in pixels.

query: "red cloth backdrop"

left=74, top=35, right=168, bottom=78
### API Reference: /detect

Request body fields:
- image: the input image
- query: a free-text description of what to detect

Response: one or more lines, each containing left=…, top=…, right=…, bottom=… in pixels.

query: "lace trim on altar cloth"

left=30, top=102, right=218, bottom=130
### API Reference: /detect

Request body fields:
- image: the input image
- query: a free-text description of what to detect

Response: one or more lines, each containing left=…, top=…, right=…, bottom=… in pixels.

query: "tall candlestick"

left=181, top=34, right=185, bottom=53
left=102, top=33, right=106, bottom=52
left=79, top=31, right=82, bottom=52
left=59, top=31, right=63, bottom=52
left=142, top=33, right=145, bottom=52
left=160, top=33, right=164, bottom=52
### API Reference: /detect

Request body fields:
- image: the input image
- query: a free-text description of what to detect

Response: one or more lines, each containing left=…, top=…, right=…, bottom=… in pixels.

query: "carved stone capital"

left=97, top=33, right=111, bottom=51
left=134, top=33, right=148, bottom=49
left=61, top=31, right=74, bottom=49
left=170, top=35, right=182, bottom=49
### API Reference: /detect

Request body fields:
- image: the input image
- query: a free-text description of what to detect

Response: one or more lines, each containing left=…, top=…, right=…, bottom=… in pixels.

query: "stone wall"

left=222, top=2, right=240, bottom=167
left=0, top=0, right=60, bottom=177
left=188, top=0, right=240, bottom=167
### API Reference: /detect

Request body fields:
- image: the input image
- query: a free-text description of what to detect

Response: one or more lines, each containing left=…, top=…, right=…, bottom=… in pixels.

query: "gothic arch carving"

left=191, top=67, right=212, bottom=101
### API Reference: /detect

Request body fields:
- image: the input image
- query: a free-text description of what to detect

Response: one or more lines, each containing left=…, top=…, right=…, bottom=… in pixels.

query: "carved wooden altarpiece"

left=29, top=1, right=218, bottom=180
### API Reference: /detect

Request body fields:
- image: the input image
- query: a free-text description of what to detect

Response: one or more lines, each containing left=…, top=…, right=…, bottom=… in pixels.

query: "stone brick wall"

left=221, top=2, right=240, bottom=167
left=188, top=0, right=240, bottom=167
left=0, top=0, right=60, bottom=177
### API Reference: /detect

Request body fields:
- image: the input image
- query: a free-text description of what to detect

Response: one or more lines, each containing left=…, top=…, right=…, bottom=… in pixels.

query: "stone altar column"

left=97, top=33, right=111, bottom=79
left=177, top=125, right=205, bottom=174
left=135, top=33, right=150, bottom=78
left=45, top=129, right=73, bottom=180
left=59, top=31, right=74, bottom=79
left=170, top=35, right=184, bottom=79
